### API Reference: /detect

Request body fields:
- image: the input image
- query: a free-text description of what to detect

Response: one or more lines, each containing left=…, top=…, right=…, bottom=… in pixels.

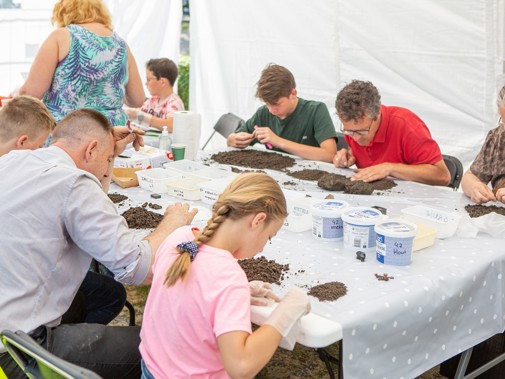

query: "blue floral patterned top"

left=43, top=24, right=129, bottom=125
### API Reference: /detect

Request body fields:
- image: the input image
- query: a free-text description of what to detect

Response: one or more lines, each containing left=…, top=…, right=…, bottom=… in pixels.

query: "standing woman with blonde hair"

left=19, top=0, right=144, bottom=125
left=140, top=173, right=310, bottom=379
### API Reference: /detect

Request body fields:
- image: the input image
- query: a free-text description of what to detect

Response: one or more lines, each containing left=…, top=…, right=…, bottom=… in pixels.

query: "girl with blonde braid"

left=139, top=173, right=310, bottom=379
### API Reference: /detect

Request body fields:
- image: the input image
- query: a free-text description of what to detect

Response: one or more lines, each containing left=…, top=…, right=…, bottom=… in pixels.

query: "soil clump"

left=108, top=193, right=128, bottom=203
left=238, top=256, right=289, bottom=285
left=317, top=173, right=348, bottom=191
left=211, top=150, right=295, bottom=171
left=231, top=167, right=266, bottom=174
left=318, top=173, right=397, bottom=195
left=375, top=273, right=395, bottom=281
left=121, top=207, right=163, bottom=229
left=142, top=202, right=162, bottom=210
left=465, top=204, right=505, bottom=218
left=308, top=281, right=347, bottom=302
left=287, top=169, right=327, bottom=181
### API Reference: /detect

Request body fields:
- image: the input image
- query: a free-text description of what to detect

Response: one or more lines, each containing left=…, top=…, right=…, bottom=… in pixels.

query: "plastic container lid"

left=400, top=205, right=461, bottom=239
left=341, top=207, right=384, bottom=226
left=311, top=200, right=349, bottom=216
left=375, top=220, right=417, bottom=238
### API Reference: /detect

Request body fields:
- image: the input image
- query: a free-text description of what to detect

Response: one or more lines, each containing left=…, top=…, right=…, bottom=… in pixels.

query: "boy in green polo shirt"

left=227, top=64, right=337, bottom=163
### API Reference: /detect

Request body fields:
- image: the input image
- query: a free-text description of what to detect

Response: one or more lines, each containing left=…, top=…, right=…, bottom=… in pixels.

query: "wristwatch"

left=137, top=112, right=144, bottom=123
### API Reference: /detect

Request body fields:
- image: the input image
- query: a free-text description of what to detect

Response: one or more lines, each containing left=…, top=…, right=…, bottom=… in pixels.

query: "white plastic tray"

left=401, top=205, right=461, bottom=239
left=197, top=176, right=237, bottom=204
left=135, top=168, right=183, bottom=193
left=166, top=177, right=208, bottom=200
left=163, top=159, right=208, bottom=174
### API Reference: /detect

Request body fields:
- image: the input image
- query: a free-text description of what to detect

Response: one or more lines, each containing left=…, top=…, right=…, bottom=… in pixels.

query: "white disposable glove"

left=249, top=280, right=281, bottom=306
left=264, top=287, right=310, bottom=350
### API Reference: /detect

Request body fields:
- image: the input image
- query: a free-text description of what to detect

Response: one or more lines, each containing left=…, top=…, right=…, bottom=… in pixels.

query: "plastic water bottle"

left=159, top=126, right=172, bottom=151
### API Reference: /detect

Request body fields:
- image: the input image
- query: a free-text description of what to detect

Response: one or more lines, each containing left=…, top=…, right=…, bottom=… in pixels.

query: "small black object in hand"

left=356, top=251, right=366, bottom=262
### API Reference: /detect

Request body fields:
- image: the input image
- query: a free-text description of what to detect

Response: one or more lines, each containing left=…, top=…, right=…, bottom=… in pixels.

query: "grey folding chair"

left=335, top=132, right=349, bottom=150
left=201, top=112, right=245, bottom=150
left=442, top=154, right=463, bottom=191
left=1, top=329, right=102, bottom=379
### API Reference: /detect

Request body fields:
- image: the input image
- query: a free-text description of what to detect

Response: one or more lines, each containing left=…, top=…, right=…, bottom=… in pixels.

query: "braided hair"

left=164, top=173, right=287, bottom=287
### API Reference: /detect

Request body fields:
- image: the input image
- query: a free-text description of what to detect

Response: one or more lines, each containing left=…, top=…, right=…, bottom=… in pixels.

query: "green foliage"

left=178, top=54, right=190, bottom=110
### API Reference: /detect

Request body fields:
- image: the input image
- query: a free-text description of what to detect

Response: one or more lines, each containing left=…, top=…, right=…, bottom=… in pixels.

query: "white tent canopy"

left=1, top=0, right=504, bottom=169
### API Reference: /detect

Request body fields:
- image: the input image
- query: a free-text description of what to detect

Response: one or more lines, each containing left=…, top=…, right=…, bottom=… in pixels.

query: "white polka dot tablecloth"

left=112, top=149, right=505, bottom=379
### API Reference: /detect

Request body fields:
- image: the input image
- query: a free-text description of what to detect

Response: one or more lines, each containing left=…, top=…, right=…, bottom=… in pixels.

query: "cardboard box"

left=111, top=168, right=140, bottom=188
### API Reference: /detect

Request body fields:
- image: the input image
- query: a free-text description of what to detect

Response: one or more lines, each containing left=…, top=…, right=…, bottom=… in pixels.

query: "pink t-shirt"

left=140, top=93, right=185, bottom=119
left=139, top=226, right=252, bottom=379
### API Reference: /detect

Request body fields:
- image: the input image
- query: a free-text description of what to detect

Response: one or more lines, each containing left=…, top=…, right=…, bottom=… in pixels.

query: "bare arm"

left=254, top=126, right=337, bottom=163
left=217, top=288, right=309, bottom=379
left=218, top=327, right=282, bottom=379
left=461, top=169, right=496, bottom=204
left=19, top=29, right=69, bottom=98
left=352, top=159, right=451, bottom=186
left=124, top=46, right=145, bottom=107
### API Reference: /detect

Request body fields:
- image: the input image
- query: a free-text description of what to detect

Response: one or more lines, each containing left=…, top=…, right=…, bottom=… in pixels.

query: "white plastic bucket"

left=311, top=200, right=349, bottom=241
left=375, top=220, right=417, bottom=265
left=342, top=207, right=385, bottom=253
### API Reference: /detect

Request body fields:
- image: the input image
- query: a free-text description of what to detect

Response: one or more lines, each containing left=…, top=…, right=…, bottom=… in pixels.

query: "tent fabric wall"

left=0, top=0, right=182, bottom=95
left=191, top=0, right=505, bottom=169
left=108, top=0, right=182, bottom=76
left=190, top=0, right=339, bottom=150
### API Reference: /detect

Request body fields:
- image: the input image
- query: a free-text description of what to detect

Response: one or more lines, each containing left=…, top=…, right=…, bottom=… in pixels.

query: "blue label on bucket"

left=322, top=217, right=343, bottom=238
left=375, top=233, right=413, bottom=266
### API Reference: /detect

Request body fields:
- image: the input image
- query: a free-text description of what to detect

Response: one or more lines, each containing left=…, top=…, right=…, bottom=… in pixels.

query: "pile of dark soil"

left=121, top=207, right=163, bottom=229
left=231, top=167, right=266, bottom=174
left=318, top=173, right=397, bottom=195
left=465, top=204, right=505, bottom=218
left=287, top=169, right=328, bottom=181
left=238, top=256, right=289, bottom=285
left=211, top=150, right=295, bottom=171
left=308, top=281, right=347, bottom=302
left=142, top=202, right=162, bottom=210
left=108, top=193, right=128, bottom=203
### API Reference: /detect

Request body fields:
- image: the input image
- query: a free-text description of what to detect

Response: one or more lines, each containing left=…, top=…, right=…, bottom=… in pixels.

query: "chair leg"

left=201, top=131, right=216, bottom=150
left=124, top=300, right=136, bottom=326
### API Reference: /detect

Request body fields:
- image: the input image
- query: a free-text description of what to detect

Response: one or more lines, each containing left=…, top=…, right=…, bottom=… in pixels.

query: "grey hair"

left=497, top=85, right=505, bottom=108
left=335, top=80, right=381, bottom=122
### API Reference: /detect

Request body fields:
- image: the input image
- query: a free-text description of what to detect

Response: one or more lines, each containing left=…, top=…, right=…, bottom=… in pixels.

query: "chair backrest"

left=442, top=154, right=463, bottom=190
left=214, top=112, right=245, bottom=138
left=336, top=132, right=349, bottom=150
left=201, top=112, right=245, bottom=150
left=1, top=330, right=102, bottom=379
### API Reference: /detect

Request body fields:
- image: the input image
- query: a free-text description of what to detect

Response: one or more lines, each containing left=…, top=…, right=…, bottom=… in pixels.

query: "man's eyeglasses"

left=339, top=118, right=374, bottom=136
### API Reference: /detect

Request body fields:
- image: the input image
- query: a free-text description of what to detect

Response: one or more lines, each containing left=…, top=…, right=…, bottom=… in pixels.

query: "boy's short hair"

left=255, top=64, right=296, bottom=104
left=0, top=96, right=56, bottom=141
left=146, top=58, right=179, bottom=87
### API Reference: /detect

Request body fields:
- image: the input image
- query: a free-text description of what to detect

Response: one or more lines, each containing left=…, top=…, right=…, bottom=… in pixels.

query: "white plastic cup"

left=375, top=220, right=417, bottom=265
left=342, top=207, right=385, bottom=253
left=311, top=200, right=349, bottom=241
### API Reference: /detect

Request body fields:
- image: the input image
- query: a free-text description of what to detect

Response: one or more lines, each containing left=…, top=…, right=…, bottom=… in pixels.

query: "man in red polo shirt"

left=332, top=80, right=450, bottom=186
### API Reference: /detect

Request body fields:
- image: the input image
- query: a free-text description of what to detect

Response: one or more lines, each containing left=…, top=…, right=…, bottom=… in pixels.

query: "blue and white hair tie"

left=177, top=241, right=199, bottom=262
